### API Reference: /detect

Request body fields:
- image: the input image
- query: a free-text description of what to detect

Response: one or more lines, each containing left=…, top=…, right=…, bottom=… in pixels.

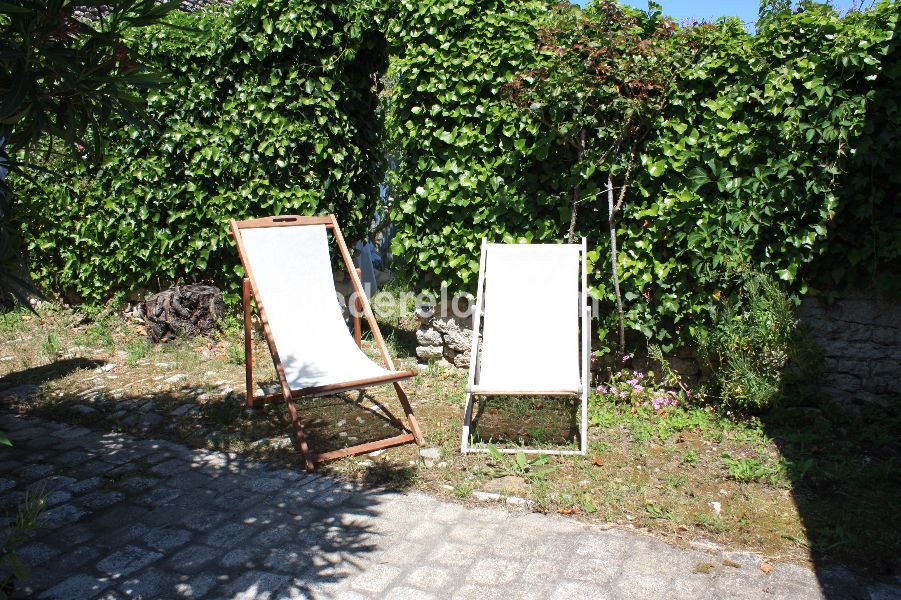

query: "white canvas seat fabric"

left=240, top=225, right=401, bottom=390
left=472, top=243, right=582, bottom=394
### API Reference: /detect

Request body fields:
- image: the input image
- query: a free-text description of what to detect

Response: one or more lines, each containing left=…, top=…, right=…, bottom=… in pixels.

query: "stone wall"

left=798, top=289, right=901, bottom=406
left=415, top=312, right=475, bottom=369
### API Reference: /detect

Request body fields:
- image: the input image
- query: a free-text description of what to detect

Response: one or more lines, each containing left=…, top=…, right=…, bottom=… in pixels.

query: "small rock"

left=505, top=496, right=531, bottom=507
left=710, top=501, right=721, bottom=515
left=419, top=447, right=441, bottom=467
left=415, top=327, right=443, bottom=347
left=170, top=404, right=195, bottom=417
left=164, top=374, right=186, bottom=384
left=70, top=404, right=96, bottom=415
left=482, top=475, right=528, bottom=495
left=94, top=363, right=117, bottom=373
left=472, top=490, right=502, bottom=502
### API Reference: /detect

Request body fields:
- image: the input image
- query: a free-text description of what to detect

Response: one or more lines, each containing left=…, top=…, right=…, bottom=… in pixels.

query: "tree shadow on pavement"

left=0, top=412, right=415, bottom=599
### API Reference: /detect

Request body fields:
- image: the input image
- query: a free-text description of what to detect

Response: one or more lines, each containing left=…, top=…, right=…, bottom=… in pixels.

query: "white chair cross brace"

left=461, top=238, right=590, bottom=455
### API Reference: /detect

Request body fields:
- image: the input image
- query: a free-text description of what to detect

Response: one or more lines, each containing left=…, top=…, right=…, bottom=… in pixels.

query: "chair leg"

left=242, top=278, right=255, bottom=408
left=580, top=391, right=588, bottom=455
left=460, top=392, right=474, bottom=453
left=393, top=382, right=423, bottom=445
left=282, top=389, right=315, bottom=471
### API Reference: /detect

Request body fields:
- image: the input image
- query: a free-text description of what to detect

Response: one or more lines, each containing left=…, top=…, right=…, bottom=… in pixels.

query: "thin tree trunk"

left=567, top=130, right=586, bottom=243
left=607, top=175, right=625, bottom=352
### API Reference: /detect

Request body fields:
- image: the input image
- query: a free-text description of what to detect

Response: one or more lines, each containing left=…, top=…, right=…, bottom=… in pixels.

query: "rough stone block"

left=416, top=345, right=444, bottom=361
left=416, top=327, right=443, bottom=346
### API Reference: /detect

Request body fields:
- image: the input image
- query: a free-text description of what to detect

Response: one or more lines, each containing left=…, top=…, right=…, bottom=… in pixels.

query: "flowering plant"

left=594, top=367, right=685, bottom=412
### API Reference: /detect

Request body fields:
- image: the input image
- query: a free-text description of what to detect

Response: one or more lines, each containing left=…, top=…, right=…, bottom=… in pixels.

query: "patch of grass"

left=693, top=562, right=717, bottom=574
left=722, top=453, right=779, bottom=485
left=124, top=338, right=151, bottom=365
left=40, top=333, right=62, bottom=360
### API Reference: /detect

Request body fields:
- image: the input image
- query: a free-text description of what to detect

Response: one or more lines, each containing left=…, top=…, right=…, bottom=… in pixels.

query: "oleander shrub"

left=19, top=0, right=386, bottom=304
left=695, top=272, right=823, bottom=412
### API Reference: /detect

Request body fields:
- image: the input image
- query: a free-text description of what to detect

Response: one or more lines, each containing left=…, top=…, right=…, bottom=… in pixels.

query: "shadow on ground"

left=0, top=358, right=103, bottom=392
left=0, top=413, right=416, bottom=599
left=467, top=396, right=581, bottom=450
left=761, top=398, right=901, bottom=598
left=0, top=358, right=419, bottom=475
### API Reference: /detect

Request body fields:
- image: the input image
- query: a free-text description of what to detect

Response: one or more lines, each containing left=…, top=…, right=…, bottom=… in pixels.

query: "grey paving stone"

left=167, top=544, right=220, bottom=574
left=67, top=476, right=104, bottom=494
left=403, top=565, right=453, bottom=593
left=117, top=476, right=162, bottom=493
left=180, top=509, right=228, bottom=532
left=243, top=476, right=284, bottom=494
left=16, top=463, right=56, bottom=480
left=45, top=489, right=73, bottom=506
left=263, top=544, right=310, bottom=573
left=38, top=503, right=89, bottom=528
left=383, top=586, right=438, bottom=600
left=137, top=486, right=182, bottom=506
left=80, top=489, right=125, bottom=510
left=117, top=567, right=173, bottom=599
left=144, top=526, right=193, bottom=551
left=150, top=458, right=190, bottom=476
left=205, top=521, right=255, bottom=549
left=38, top=574, right=112, bottom=600
left=221, top=547, right=260, bottom=569
left=349, top=563, right=402, bottom=593
left=549, top=579, right=616, bottom=600
left=93, top=504, right=151, bottom=529
left=222, top=571, right=291, bottom=600
left=251, top=523, right=295, bottom=547
left=176, top=573, right=218, bottom=599
left=97, top=545, right=164, bottom=578
left=465, top=556, right=523, bottom=585
left=18, top=541, right=61, bottom=568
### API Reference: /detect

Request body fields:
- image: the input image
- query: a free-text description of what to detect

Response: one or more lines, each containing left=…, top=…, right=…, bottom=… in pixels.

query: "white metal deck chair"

left=230, top=215, right=423, bottom=471
left=461, top=238, right=590, bottom=455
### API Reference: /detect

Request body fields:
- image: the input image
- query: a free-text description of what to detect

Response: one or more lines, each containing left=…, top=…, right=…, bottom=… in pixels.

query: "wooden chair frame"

left=229, top=214, right=423, bottom=471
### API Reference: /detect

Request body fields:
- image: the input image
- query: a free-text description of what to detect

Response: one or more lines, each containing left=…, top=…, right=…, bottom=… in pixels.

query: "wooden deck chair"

left=461, top=238, right=590, bottom=455
left=229, top=215, right=423, bottom=471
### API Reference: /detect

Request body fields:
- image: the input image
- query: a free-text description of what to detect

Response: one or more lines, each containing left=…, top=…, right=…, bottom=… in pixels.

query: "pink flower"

left=622, top=354, right=633, bottom=363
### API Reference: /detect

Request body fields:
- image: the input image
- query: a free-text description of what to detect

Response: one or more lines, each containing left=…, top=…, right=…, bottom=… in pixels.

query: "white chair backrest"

left=477, top=243, right=582, bottom=392
left=240, top=224, right=388, bottom=388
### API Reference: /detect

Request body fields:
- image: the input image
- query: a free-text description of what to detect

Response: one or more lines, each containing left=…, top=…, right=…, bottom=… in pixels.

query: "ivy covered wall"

left=384, top=0, right=900, bottom=348
left=21, top=0, right=386, bottom=303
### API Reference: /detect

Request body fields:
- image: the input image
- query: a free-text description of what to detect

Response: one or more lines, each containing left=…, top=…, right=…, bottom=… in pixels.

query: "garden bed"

left=0, top=304, right=898, bottom=579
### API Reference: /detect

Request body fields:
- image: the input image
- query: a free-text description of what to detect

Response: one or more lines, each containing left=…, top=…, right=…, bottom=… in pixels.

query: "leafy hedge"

left=20, top=0, right=386, bottom=303
left=385, top=0, right=900, bottom=347
left=383, top=0, right=569, bottom=287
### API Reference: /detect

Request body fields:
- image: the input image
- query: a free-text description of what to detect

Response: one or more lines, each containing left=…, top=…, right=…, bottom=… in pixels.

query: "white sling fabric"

left=240, top=225, right=399, bottom=390
left=473, top=243, right=582, bottom=394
